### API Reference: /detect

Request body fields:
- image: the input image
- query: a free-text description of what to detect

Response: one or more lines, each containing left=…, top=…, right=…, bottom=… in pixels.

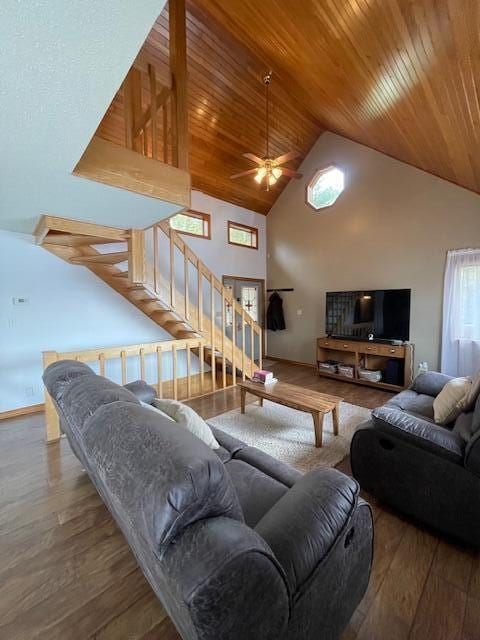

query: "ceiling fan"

left=230, top=72, right=302, bottom=190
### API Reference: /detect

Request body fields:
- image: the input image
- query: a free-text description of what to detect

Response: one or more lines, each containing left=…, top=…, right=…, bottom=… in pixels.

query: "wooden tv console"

left=316, top=336, right=413, bottom=392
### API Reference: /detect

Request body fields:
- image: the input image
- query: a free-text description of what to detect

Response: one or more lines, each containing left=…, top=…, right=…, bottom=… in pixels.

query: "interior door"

left=223, top=277, right=264, bottom=360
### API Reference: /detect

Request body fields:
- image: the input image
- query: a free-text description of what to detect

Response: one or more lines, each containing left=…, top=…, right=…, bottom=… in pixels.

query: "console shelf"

left=316, top=336, right=413, bottom=392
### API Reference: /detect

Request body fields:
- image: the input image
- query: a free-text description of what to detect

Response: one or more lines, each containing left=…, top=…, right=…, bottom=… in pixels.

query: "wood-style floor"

left=1, top=361, right=479, bottom=639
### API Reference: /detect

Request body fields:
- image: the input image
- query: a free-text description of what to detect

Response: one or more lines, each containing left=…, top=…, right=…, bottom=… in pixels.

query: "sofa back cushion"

left=83, top=400, right=244, bottom=553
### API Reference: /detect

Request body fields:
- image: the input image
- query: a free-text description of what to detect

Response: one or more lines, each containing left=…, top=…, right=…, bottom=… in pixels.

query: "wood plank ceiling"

left=96, top=2, right=323, bottom=215
left=197, top=0, right=480, bottom=201
left=98, top=0, right=480, bottom=214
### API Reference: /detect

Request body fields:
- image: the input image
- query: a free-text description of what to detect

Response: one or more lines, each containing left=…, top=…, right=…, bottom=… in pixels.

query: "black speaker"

left=385, top=359, right=404, bottom=386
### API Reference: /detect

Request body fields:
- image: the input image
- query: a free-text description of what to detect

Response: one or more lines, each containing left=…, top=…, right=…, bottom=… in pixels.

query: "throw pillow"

left=461, top=370, right=480, bottom=413
left=140, top=400, right=175, bottom=421
left=153, top=398, right=220, bottom=449
left=433, top=377, right=473, bottom=425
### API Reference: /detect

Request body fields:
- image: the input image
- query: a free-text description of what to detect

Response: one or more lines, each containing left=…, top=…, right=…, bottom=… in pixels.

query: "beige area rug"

left=209, top=400, right=371, bottom=473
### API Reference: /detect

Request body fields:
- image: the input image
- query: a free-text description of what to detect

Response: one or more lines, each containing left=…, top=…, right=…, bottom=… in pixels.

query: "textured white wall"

left=0, top=0, right=180, bottom=234
left=0, top=231, right=178, bottom=412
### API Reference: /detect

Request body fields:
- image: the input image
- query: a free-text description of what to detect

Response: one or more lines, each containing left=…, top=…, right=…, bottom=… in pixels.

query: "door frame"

left=222, top=274, right=266, bottom=356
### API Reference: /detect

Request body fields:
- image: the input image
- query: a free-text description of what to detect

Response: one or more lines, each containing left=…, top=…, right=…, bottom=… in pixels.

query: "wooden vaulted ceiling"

left=98, top=0, right=480, bottom=215
left=97, top=2, right=323, bottom=215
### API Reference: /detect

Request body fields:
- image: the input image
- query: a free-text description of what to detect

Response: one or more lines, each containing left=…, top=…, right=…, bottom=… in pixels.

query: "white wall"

left=267, top=132, right=480, bottom=371
left=0, top=231, right=178, bottom=412
left=187, top=191, right=267, bottom=281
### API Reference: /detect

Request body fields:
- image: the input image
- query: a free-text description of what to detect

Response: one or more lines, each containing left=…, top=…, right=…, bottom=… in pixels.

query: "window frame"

left=305, top=164, right=345, bottom=211
left=169, top=209, right=211, bottom=240
left=227, top=221, right=259, bottom=250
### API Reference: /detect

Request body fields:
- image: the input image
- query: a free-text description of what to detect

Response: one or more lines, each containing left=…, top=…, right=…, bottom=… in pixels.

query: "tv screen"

left=325, top=289, right=411, bottom=341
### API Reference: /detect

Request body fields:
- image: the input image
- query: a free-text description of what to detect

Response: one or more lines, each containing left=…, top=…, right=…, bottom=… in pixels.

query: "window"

left=441, top=248, right=480, bottom=376
left=241, top=286, right=259, bottom=322
left=306, top=165, right=345, bottom=210
left=228, top=221, right=258, bottom=249
left=170, top=210, right=210, bottom=239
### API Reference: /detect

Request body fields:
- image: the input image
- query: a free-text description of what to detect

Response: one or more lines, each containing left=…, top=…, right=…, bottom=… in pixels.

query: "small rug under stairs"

left=209, top=400, right=371, bottom=473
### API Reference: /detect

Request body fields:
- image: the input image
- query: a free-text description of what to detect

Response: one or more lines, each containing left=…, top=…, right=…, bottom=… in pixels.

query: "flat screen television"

left=326, top=289, right=411, bottom=341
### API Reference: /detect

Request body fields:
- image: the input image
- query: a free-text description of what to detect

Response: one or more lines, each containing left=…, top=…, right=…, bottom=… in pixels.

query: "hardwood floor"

left=1, top=361, right=478, bottom=639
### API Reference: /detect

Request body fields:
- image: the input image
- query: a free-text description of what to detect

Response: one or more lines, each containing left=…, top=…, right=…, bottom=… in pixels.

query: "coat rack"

left=267, top=288, right=294, bottom=292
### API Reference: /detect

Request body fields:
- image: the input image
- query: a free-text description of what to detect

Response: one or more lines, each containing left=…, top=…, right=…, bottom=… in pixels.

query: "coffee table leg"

left=332, top=403, right=340, bottom=436
left=240, top=387, right=246, bottom=414
left=259, top=397, right=264, bottom=407
left=312, top=411, right=324, bottom=448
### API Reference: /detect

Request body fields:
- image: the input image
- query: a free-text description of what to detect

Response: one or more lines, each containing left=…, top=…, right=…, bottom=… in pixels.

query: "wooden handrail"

left=42, top=337, right=214, bottom=443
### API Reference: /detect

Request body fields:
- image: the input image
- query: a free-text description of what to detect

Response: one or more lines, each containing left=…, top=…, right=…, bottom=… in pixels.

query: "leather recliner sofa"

left=351, top=371, right=480, bottom=546
left=43, top=360, right=373, bottom=640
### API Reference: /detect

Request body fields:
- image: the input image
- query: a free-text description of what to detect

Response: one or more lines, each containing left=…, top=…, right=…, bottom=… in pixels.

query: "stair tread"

left=45, top=233, right=128, bottom=247
left=70, top=251, right=129, bottom=265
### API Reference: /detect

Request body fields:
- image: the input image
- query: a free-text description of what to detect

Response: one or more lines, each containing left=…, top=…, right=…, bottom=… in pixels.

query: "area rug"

left=209, top=400, right=371, bottom=473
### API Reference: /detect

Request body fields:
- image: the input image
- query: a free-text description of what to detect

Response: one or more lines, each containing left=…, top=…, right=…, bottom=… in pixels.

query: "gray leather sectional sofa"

left=351, top=371, right=480, bottom=546
left=43, top=360, right=373, bottom=640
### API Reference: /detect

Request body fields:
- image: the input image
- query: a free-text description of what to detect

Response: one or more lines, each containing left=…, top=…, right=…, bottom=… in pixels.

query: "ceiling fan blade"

left=272, top=150, right=300, bottom=166
left=280, top=167, right=303, bottom=179
left=243, top=152, right=264, bottom=165
left=230, top=168, right=258, bottom=179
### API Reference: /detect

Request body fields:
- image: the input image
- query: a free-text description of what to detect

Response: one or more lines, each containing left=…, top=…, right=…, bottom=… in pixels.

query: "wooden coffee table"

left=238, top=380, right=343, bottom=448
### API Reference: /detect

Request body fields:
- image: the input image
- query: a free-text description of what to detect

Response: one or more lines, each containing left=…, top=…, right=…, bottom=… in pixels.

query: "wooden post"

left=128, top=229, right=146, bottom=284
left=148, top=64, right=158, bottom=160
left=169, top=0, right=189, bottom=170
left=157, top=346, right=163, bottom=398
left=210, top=274, right=216, bottom=391
left=42, top=351, right=61, bottom=443
left=221, top=291, right=226, bottom=388
left=124, top=68, right=143, bottom=153
left=169, top=230, right=175, bottom=308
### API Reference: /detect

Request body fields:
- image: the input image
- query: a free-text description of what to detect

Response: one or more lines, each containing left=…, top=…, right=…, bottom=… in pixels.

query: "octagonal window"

left=307, top=165, right=344, bottom=210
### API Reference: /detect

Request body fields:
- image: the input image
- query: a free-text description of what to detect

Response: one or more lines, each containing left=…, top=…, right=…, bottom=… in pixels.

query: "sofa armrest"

left=123, top=379, right=157, bottom=404
left=411, top=371, right=453, bottom=397
left=372, top=407, right=464, bottom=463
left=254, top=468, right=359, bottom=593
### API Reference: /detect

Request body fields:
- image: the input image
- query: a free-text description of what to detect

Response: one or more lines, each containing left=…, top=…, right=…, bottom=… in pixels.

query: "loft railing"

left=104, top=0, right=188, bottom=171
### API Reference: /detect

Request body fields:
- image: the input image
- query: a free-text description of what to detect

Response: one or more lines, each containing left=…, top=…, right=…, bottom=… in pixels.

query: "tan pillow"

left=433, top=377, right=473, bottom=425
left=153, top=398, right=219, bottom=449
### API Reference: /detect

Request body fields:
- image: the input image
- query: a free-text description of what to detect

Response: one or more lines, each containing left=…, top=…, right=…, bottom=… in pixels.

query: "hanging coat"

left=267, top=292, right=286, bottom=331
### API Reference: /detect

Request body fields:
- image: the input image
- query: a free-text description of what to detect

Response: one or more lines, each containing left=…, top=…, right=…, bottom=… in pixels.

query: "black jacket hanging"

left=267, top=292, right=286, bottom=331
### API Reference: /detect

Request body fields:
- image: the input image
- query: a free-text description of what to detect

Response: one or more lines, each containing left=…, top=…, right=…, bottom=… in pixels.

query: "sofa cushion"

left=225, top=459, right=289, bottom=527
left=42, top=359, right=93, bottom=404
left=54, top=373, right=140, bottom=434
left=385, top=389, right=435, bottom=421
left=124, top=380, right=157, bottom=404
left=83, top=401, right=243, bottom=553
left=372, top=406, right=464, bottom=464
left=433, top=377, right=472, bottom=425
left=411, top=372, right=453, bottom=397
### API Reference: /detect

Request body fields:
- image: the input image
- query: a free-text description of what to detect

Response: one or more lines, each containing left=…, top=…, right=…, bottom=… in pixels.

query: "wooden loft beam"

left=169, top=0, right=189, bottom=171
left=73, top=136, right=191, bottom=208
left=133, top=84, right=171, bottom=139
left=34, top=214, right=129, bottom=245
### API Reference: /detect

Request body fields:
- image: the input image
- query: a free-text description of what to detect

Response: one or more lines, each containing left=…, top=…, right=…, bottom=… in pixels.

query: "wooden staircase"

left=36, top=215, right=263, bottom=390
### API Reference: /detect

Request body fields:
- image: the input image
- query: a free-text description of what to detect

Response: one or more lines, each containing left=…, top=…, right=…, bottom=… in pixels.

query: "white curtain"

left=441, top=248, right=480, bottom=377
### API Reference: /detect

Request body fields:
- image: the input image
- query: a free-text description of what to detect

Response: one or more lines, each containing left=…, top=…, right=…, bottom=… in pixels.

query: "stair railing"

left=127, top=221, right=263, bottom=383
left=42, top=337, right=208, bottom=443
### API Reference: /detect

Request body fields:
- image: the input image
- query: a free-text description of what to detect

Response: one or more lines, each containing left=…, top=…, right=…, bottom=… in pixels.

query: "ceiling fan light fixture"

left=268, top=173, right=277, bottom=187
left=272, top=167, right=282, bottom=180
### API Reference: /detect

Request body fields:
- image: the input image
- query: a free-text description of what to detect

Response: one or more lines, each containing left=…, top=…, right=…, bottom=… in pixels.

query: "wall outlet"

left=12, top=297, right=28, bottom=305
left=25, top=386, right=34, bottom=398
left=296, top=309, right=303, bottom=316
